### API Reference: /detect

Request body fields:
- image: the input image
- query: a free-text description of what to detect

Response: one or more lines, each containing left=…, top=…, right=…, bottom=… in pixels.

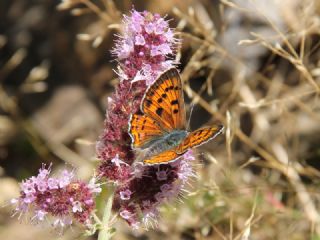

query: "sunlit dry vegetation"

left=1, top=0, right=320, bottom=239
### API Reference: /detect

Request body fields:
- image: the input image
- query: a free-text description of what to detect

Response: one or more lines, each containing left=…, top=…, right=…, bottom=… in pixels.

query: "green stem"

left=97, top=186, right=115, bottom=240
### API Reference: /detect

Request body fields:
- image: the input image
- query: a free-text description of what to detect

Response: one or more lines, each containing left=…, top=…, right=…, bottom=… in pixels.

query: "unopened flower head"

left=11, top=165, right=101, bottom=228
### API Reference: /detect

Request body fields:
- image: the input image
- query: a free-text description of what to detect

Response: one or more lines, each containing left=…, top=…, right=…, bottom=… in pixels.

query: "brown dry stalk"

left=183, top=84, right=320, bottom=232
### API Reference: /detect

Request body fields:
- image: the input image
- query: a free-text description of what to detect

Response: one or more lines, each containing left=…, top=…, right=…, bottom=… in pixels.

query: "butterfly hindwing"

left=177, top=125, right=224, bottom=154
left=143, top=148, right=181, bottom=164
left=141, top=68, right=186, bottom=131
left=129, top=113, right=163, bottom=149
left=143, top=125, right=224, bottom=164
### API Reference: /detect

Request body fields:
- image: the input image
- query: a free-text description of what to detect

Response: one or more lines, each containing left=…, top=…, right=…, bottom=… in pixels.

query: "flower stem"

left=97, top=186, right=115, bottom=240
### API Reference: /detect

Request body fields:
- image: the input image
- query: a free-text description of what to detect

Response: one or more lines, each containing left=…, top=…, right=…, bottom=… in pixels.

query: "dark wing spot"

left=173, top=109, right=179, bottom=114
left=197, top=130, right=203, bottom=135
left=174, top=86, right=180, bottom=90
left=161, top=93, right=167, bottom=98
left=171, top=100, right=179, bottom=105
left=156, top=107, right=164, bottom=116
left=148, top=91, right=155, bottom=96
left=141, top=125, right=145, bottom=130
left=145, top=99, right=152, bottom=107
left=169, top=86, right=174, bottom=90
left=143, top=119, right=147, bottom=124
left=165, top=87, right=169, bottom=92
left=157, top=98, right=163, bottom=103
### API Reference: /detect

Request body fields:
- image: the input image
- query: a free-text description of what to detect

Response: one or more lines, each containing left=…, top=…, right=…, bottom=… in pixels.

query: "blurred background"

left=1, top=0, right=320, bottom=239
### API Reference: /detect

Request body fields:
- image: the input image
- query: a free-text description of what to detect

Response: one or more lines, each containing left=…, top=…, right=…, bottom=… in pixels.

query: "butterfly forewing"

left=177, top=125, right=224, bottom=154
left=129, top=113, right=163, bottom=149
left=141, top=68, right=186, bottom=131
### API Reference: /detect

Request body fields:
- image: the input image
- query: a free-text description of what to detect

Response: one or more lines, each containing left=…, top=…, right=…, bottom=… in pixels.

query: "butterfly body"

left=143, top=130, right=188, bottom=159
left=128, top=68, right=223, bottom=165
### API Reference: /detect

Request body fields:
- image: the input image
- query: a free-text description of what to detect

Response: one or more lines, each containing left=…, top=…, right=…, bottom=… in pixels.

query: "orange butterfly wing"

left=141, top=68, right=186, bottom=131
left=129, top=113, right=163, bottom=149
left=129, top=68, right=224, bottom=165
left=143, top=125, right=224, bottom=164
left=143, top=149, right=180, bottom=164
left=177, top=125, right=224, bottom=154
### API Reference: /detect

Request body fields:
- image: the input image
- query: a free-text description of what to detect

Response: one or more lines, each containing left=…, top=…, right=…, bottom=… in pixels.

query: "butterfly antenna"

left=187, top=102, right=195, bottom=131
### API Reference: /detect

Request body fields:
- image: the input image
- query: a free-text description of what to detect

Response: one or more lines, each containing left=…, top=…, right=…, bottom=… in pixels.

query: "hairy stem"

left=97, top=186, right=115, bottom=240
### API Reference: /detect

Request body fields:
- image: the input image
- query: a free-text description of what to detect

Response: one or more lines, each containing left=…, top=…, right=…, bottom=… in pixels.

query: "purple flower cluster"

left=11, top=9, right=195, bottom=232
left=115, top=151, right=195, bottom=228
left=97, top=10, right=195, bottom=228
left=113, top=10, right=179, bottom=85
left=11, top=165, right=101, bottom=228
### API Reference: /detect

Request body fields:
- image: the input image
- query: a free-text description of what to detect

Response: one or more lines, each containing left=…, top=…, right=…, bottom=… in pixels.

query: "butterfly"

left=128, top=68, right=223, bottom=165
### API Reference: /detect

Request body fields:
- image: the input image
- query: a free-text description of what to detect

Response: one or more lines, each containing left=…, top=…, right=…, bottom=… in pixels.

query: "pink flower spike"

left=111, top=9, right=179, bottom=85
left=96, top=9, right=196, bottom=229
left=11, top=165, right=100, bottom=229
